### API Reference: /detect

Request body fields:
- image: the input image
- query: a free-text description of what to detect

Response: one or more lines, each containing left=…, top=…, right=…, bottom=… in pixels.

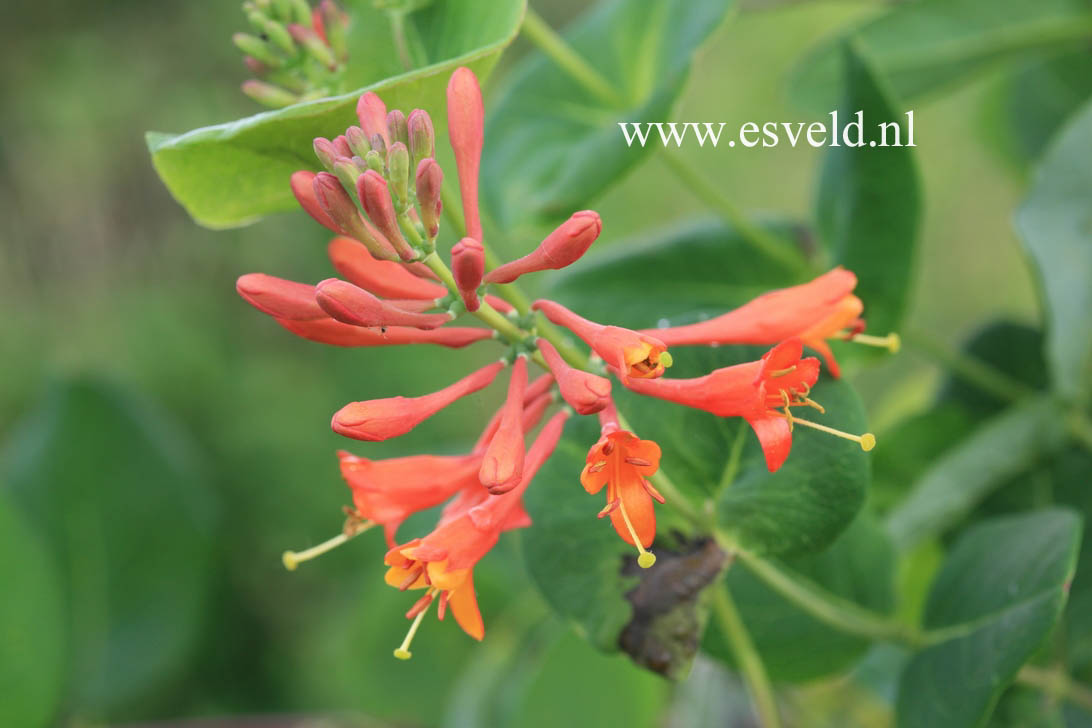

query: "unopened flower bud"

left=313, top=137, right=339, bottom=170
left=485, top=211, right=602, bottom=284
left=357, top=92, right=390, bottom=146
left=248, top=11, right=296, bottom=55
left=332, top=159, right=362, bottom=195
left=386, top=110, right=408, bottom=147
left=316, top=0, right=349, bottom=60
left=288, top=0, right=313, bottom=25
left=314, top=172, right=398, bottom=260
left=242, top=80, right=298, bottom=108
left=451, top=238, right=484, bottom=312
left=346, top=126, right=371, bottom=158
left=291, top=170, right=343, bottom=234
left=233, top=33, right=282, bottom=67
left=332, top=135, right=352, bottom=159
left=358, top=170, right=416, bottom=261
left=243, top=55, right=268, bottom=74
left=364, top=149, right=384, bottom=174
left=369, top=133, right=387, bottom=159
left=236, top=273, right=325, bottom=320
left=407, top=109, right=435, bottom=165
left=315, top=279, right=451, bottom=329
left=415, top=158, right=443, bottom=239
left=287, top=23, right=337, bottom=69
left=537, top=338, right=611, bottom=415
left=387, top=142, right=410, bottom=212
left=447, top=66, right=484, bottom=241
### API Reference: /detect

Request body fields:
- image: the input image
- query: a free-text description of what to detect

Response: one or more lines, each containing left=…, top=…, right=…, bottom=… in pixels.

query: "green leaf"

left=1015, top=98, right=1092, bottom=400
left=815, top=46, right=921, bottom=335
left=896, top=509, right=1082, bottom=728
left=548, top=218, right=807, bottom=330
left=789, top=0, right=1092, bottom=112
left=147, top=0, right=525, bottom=229
left=482, top=0, right=735, bottom=227
left=704, top=514, right=896, bottom=682
left=885, top=395, right=1068, bottom=551
left=0, top=493, right=65, bottom=728
left=618, top=345, right=870, bottom=556
left=1, top=378, right=218, bottom=717
left=938, top=321, right=1050, bottom=418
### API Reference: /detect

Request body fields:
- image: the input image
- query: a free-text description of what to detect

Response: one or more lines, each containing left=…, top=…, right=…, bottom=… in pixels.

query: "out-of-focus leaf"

left=989, top=49, right=1092, bottom=172
left=938, top=322, right=1049, bottom=418
left=548, top=219, right=808, bottom=330
left=704, top=515, right=896, bottom=682
left=0, top=493, right=65, bottom=728
left=619, top=344, right=870, bottom=556
left=789, top=0, right=1092, bottom=112
left=896, top=509, right=1082, bottom=728
left=815, top=46, right=920, bottom=335
left=147, top=0, right=525, bottom=228
left=885, top=396, right=1067, bottom=551
left=482, top=0, right=734, bottom=227
left=1, top=378, right=217, bottom=717
left=1015, top=99, right=1092, bottom=400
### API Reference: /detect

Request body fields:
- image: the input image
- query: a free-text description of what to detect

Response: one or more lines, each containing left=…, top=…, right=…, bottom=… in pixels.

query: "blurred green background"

left=0, top=0, right=1075, bottom=725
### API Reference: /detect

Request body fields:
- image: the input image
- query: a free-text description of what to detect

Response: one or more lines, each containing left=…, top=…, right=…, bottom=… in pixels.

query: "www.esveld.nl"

left=618, top=111, right=916, bottom=149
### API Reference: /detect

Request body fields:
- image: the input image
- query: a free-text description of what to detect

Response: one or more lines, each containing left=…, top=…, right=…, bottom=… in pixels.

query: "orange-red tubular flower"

left=332, top=360, right=504, bottom=441
left=315, top=278, right=451, bottom=329
left=537, top=338, right=611, bottom=414
left=580, top=406, right=663, bottom=568
left=484, top=211, right=602, bottom=284
left=339, top=450, right=482, bottom=546
left=276, top=317, right=492, bottom=348
left=451, top=238, right=485, bottom=312
left=644, top=268, right=868, bottom=378
left=291, top=170, right=343, bottom=235
left=624, top=339, right=829, bottom=472
left=357, top=170, right=416, bottom=261
left=479, top=356, right=527, bottom=494
left=327, top=237, right=446, bottom=300
left=415, top=158, right=444, bottom=239
left=236, top=273, right=326, bottom=320
left=532, top=300, right=671, bottom=382
left=384, top=409, right=569, bottom=653
left=446, top=67, right=484, bottom=242
left=312, top=172, right=398, bottom=262
left=356, top=91, right=390, bottom=147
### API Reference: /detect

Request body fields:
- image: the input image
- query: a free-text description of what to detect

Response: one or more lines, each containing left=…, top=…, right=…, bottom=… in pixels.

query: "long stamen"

left=393, top=588, right=435, bottom=660
left=282, top=520, right=376, bottom=571
left=847, top=332, right=901, bottom=353
left=784, top=414, right=876, bottom=451
left=769, top=365, right=797, bottom=377
left=617, top=496, right=656, bottom=569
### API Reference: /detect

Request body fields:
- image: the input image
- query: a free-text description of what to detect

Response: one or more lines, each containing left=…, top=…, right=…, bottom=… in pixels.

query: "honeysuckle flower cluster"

left=234, top=0, right=349, bottom=108
left=238, top=66, right=895, bottom=659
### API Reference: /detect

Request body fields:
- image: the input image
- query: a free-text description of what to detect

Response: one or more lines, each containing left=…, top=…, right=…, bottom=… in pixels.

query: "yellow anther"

left=850, top=332, right=901, bottom=353
left=860, top=433, right=876, bottom=451
left=281, top=520, right=376, bottom=571
left=393, top=648, right=412, bottom=660
left=616, top=495, right=656, bottom=569
left=659, top=351, right=673, bottom=369
left=638, top=552, right=657, bottom=568
left=801, top=397, right=826, bottom=413
left=769, top=365, right=797, bottom=377
left=787, top=414, right=876, bottom=452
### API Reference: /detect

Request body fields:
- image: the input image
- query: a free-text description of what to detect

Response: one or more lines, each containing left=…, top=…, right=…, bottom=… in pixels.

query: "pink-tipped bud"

left=332, top=361, right=505, bottom=441
left=313, top=137, right=339, bottom=171
left=291, top=170, right=343, bottom=234
left=480, top=357, right=527, bottom=494
left=407, top=109, right=435, bottom=163
left=277, top=317, right=493, bottom=348
left=415, top=158, right=443, bottom=239
left=537, top=338, right=611, bottom=414
left=451, top=238, right=485, bottom=312
left=241, top=80, right=297, bottom=108
left=327, top=237, right=446, bottom=300
left=243, top=56, right=268, bottom=74
left=332, top=135, right=352, bottom=159
left=357, top=170, right=416, bottom=261
left=313, top=172, right=370, bottom=240
left=386, top=109, right=408, bottom=146
left=345, top=126, right=371, bottom=158
left=485, top=211, right=602, bottom=284
left=315, top=278, right=452, bottom=329
left=236, top=273, right=325, bottom=320
left=356, top=92, right=389, bottom=146
left=446, top=67, right=485, bottom=242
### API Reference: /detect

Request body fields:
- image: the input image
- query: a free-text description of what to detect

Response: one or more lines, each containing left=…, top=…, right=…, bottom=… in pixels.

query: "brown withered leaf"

left=618, top=537, right=728, bottom=680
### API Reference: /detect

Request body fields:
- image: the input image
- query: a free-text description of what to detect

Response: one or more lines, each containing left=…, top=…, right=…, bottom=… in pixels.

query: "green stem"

left=520, top=7, right=626, bottom=108
left=1017, top=665, right=1092, bottom=711
left=712, top=582, right=782, bottom=728
left=421, top=252, right=527, bottom=345
left=660, top=151, right=814, bottom=276
left=732, top=545, right=925, bottom=647
left=1068, top=410, right=1092, bottom=454
left=902, top=327, right=1035, bottom=403
left=389, top=11, right=413, bottom=72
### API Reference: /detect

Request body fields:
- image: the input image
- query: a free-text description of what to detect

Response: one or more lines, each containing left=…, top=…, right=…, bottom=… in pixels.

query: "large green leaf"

left=704, top=514, right=896, bottom=682
left=1, top=378, right=218, bottom=717
left=148, top=0, right=525, bottom=229
left=885, top=395, right=1067, bottom=551
left=789, top=0, right=1092, bottom=112
left=1015, top=99, right=1092, bottom=401
left=815, top=46, right=921, bottom=335
left=482, top=0, right=734, bottom=227
left=548, top=218, right=807, bottom=330
left=896, top=509, right=1082, bottom=728
left=0, top=493, right=65, bottom=728
left=619, top=344, right=871, bottom=556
